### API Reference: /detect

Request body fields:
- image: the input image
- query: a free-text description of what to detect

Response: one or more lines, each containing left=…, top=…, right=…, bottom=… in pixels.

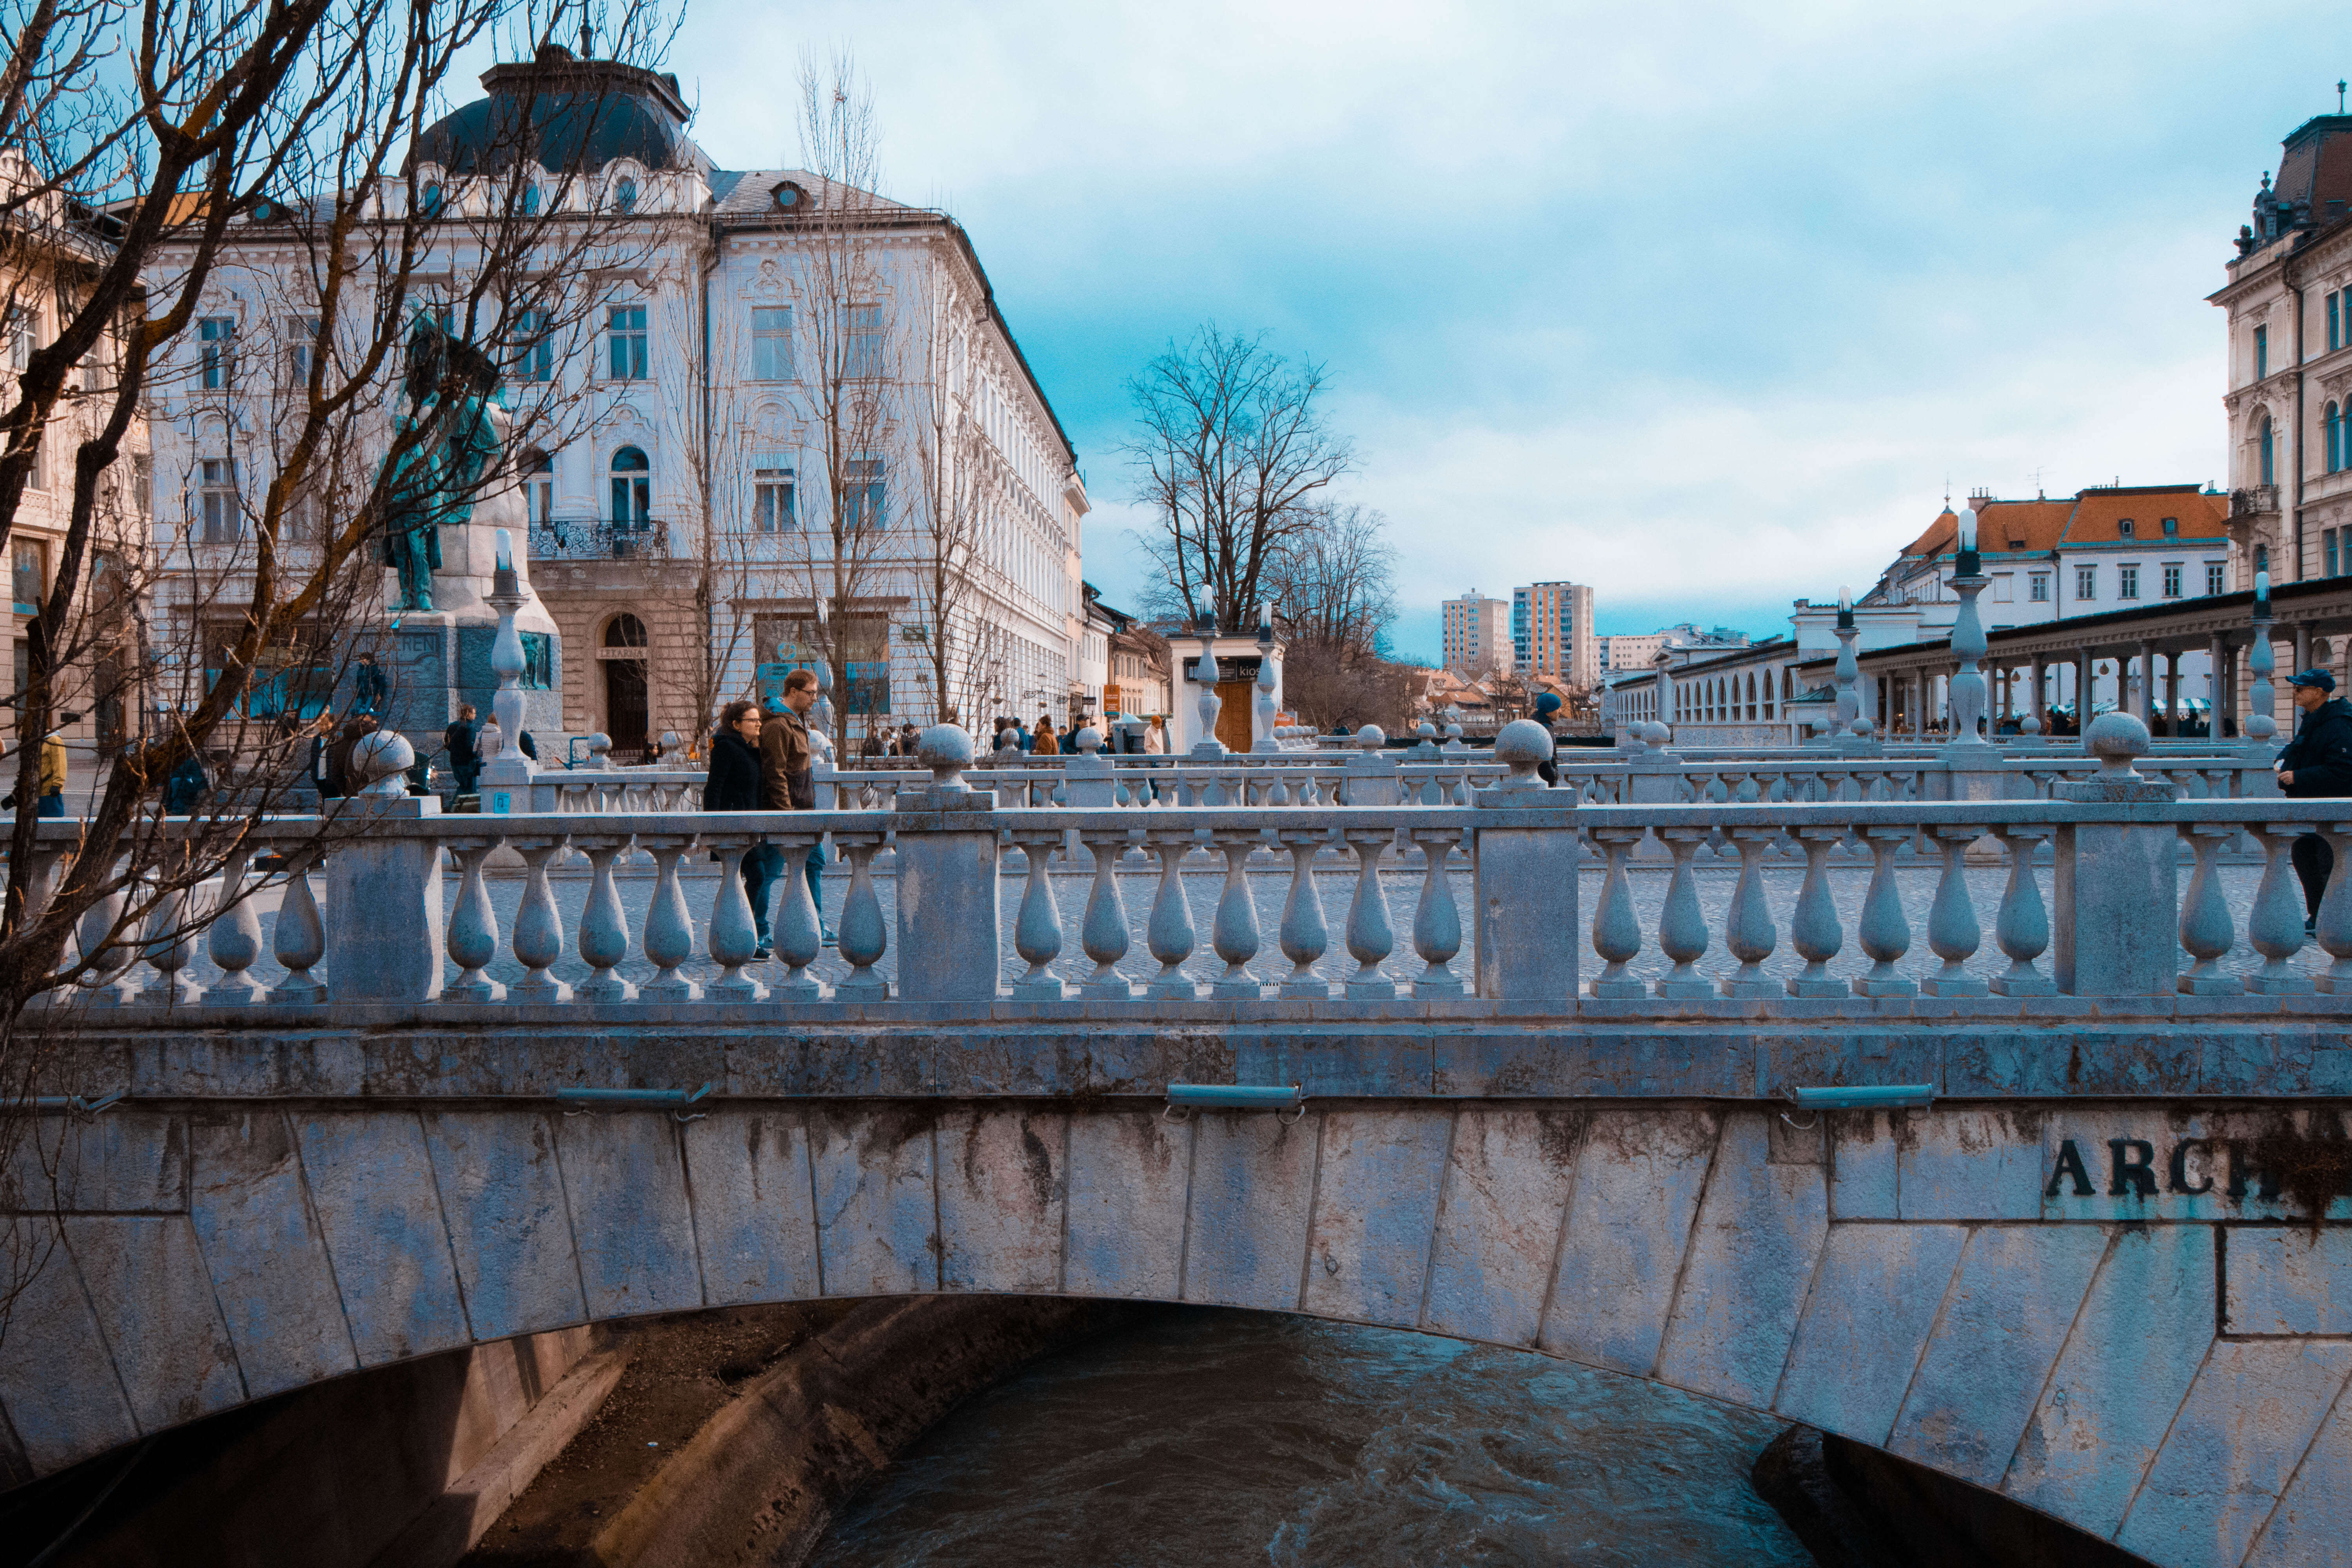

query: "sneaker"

left=821, top=927, right=838, bottom=947
left=753, top=942, right=772, bottom=960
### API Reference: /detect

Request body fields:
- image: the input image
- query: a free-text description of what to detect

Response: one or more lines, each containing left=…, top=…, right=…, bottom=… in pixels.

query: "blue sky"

left=644, top=1, right=2314, bottom=663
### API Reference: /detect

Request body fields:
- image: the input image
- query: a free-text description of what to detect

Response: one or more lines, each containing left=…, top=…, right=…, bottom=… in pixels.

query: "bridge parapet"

left=27, top=798, right=2350, bottom=1027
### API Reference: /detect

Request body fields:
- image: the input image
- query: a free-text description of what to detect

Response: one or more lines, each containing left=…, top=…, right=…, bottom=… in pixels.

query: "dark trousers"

left=2295, top=833, right=2335, bottom=919
left=35, top=791, right=62, bottom=818
left=743, top=844, right=784, bottom=940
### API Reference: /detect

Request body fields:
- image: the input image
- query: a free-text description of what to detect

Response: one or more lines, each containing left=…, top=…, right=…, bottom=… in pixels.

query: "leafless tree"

left=1126, top=325, right=1350, bottom=634
left=759, top=47, right=899, bottom=745
left=0, top=0, right=678, bottom=1330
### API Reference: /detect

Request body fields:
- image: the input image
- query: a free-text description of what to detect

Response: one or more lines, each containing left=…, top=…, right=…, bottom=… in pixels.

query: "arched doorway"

left=603, top=612, right=649, bottom=756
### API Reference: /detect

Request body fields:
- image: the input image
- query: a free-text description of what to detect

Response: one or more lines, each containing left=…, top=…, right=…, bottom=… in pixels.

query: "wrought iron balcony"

left=528, top=516, right=670, bottom=561
left=2229, top=484, right=2280, bottom=521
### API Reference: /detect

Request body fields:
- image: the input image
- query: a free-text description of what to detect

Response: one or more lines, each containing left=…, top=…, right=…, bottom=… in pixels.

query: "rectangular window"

left=511, top=310, right=554, bottom=383
left=200, top=456, right=240, bottom=543
left=844, top=304, right=884, bottom=379
left=2162, top=563, right=2183, bottom=598
left=751, top=307, right=793, bottom=380
left=12, top=539, right=45, bottom=615
left=2256, top=323, right=2270, bottom=380
left=2118, top=564, right=2140, bottom=600
left=2076, top=565, right=2097, bottom=600
left=610, top=471, right=649, bottom=525
left=199, top=316, right=234, bottom=390
left=606, top=305, right=648, bottom=381
left=529, top=472, right=555, bottom=526
left=753, top=459, right=796, bottom=532
left=4, top=308, right=31, bottom=372
left=285, top=316, right=320, bottom=385
left=841, top=456, right=884, bottom=529
left=131, top=454, right=151, bottom=521
left=2330, top=530, right=2343, bottom=578
left=2332, top=292, right=2342, bottom=352
left=2029, top=573, right=2049, bottom=602
left=2207, top=561, right=2227, bottom=596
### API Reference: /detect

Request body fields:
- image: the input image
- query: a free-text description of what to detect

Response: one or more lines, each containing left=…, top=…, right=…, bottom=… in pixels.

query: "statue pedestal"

left=364, top=517, right=563, bottom=776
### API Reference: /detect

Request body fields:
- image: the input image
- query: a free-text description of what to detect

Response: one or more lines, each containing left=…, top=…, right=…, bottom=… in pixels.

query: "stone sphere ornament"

left=1352, top=724, right=1387, bottom=751
left=1492, top=718, right=1555, bottom=789
left=2085, top=712, right=2152, bottom=778
left=919, top=723, right=975, bottom=791
left=352, top=730, right=416, bottom=796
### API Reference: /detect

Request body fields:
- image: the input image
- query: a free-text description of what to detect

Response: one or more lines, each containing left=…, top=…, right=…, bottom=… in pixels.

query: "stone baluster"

left=270, top=853, right=327, bottom=1004
left=1341, top=828, right=1397, bottom=998
left=2316, top=823, right=2352, bottom=995
left=2174, top=824, right=2241, bottom=996
left=1277, top=828, right=1332, bottom=998
left=75, top=882, right=134, bottom=1004
left=638, top=835, right=701, bottom=1002
left=771, top=837, right=827, bottom=1001
left=137, top=884, right=199, bottom=1006
left=832, top=834, right=890, bottom=999
left=444, top=838, right=506, bottom=1002
left=1009, top=828, right=1067, bottom=1000
left=1409, top=827, right=1465, bottom=996
left=203, top=844, right=269, bottom=1005
left=1078, top=827, right=1135, bottom=997
left=1719, top=828, right=1778, bottom=998
left=1784, top=826, right=1846, bottom=996
left=576, top=837, right=638, bottom=1001
left=507, top=835, right=572, bottom=1003
left=1853, top=826, right=1918, bottom=997
left=706, top=838, right=767, bottom=1002
left=2244, top=823, right=2316, bottom=995
left=1920, top=826, right=1987, bottom=996
left=1588, top=828, right=1647, bottom=999
left=1144, top=828, right=1202, bottom=999
left=1191, top=827, right=1255, bottom=998
left=1988, top=826, right=2055, bottom=996
left=1653, top=828, right=1713, bottom=1000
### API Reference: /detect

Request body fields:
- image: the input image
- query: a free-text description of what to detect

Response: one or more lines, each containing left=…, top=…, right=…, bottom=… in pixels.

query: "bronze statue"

left=379, top=316, right=502, bottom=613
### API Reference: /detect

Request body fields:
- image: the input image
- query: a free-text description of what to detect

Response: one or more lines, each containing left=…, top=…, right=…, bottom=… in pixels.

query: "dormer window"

left=2118, top=517, right=2135, bottom=538
left=771, top=180, right=806, bottom=211
left=418, top=183, right=443, bottom=218
left=2161, top=515, right=2178, bottom=536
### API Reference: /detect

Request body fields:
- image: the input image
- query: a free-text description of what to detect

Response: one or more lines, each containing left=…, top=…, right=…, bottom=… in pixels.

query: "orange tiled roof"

left=1900, top=498, right=2075, bottom=558
left=2057, top=486, right=2228, bottom=544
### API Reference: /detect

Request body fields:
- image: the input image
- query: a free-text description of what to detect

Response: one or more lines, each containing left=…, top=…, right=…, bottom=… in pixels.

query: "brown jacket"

left=758, top=705, right=815, bottom=809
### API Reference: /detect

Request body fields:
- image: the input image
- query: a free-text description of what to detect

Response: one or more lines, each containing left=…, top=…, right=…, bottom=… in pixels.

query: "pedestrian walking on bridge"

left=760, top=670, right=832, bottom=945
left=2277, top=668, right=2352, bottom=933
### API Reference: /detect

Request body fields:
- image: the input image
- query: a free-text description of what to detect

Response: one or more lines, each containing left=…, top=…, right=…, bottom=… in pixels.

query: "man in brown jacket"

left=757, top=669, right=830, bottom=943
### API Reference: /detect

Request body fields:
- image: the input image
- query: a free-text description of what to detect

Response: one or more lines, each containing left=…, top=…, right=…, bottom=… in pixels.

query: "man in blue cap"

left=1532, top=689, right=1563, bottom=786
left=2277, top=667, right=2352, bottom=932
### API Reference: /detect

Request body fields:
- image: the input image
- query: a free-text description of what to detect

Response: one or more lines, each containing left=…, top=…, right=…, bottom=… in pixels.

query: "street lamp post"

left=1943, top=508, right=1993, bottom=750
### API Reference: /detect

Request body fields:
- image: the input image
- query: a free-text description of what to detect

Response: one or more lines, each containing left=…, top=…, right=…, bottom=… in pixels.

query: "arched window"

left=610, top=445, right=650, bottom=526
left=604, top=613, right=648, bottom=648
left=2259, top=414, right=2276, bottom=485
left=613, top=177, right=637, bottom=213
left=2329, top=403, right=2343, bottom=474
left=418, top=182, right=443, bottom=218
left=520, top=183, right=541, bottom=217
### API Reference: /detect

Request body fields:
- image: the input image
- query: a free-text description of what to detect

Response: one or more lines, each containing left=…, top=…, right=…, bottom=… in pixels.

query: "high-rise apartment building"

left=1510, top=581, right=1599, bottom=687
left=1441, top=591, right=1512, bottom=673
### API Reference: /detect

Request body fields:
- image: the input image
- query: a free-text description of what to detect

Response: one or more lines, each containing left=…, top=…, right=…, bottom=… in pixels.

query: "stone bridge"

left=6, top=1018, right=2352, bottom=1568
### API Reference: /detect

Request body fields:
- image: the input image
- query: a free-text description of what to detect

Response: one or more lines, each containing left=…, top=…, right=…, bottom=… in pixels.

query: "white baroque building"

left=143, top=46, right=1089, bottom=757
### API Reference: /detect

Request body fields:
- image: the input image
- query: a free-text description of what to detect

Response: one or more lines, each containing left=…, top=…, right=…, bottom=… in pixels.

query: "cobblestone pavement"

left=135, top=847, right=2324, bottom=1000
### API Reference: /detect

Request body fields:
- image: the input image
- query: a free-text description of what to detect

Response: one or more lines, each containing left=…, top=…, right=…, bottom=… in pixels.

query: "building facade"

left=143, top=48, right=1089, bottom=760
left=1440, top=590, right=1511, bottom=674
left=1509, top=579, right=1597, bottom=687
left=2212, top=113, right=2352, bottom=590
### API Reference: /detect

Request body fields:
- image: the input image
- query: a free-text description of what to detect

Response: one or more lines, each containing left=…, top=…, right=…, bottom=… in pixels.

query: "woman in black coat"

left=704, top=699, right=775, bottom=953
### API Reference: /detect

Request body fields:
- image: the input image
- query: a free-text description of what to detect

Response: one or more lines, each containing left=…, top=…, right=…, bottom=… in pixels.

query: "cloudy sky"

left=635, top=1, right=2310, bottom=661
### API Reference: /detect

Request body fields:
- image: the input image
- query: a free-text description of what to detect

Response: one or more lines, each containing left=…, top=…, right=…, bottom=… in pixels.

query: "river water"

left=806, top=1308, right=1814, bottom=1567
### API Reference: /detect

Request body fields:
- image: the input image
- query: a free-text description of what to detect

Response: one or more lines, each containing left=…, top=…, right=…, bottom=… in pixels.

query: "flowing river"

left=806, top=1307, right=1814, bottom=1566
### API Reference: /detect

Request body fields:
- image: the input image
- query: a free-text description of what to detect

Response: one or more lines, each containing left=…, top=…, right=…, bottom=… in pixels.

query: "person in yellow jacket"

left=36, top=714, right=76, bottom=817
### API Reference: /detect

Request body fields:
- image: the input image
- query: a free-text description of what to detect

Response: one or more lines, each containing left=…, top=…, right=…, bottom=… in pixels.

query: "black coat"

left=703, top=731, right=762, bottom=811
left=2280, top=697, right=2352, bottom=798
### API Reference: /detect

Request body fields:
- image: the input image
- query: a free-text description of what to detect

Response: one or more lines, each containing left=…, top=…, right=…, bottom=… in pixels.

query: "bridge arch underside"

left=6, top=1093, right=2352, bottom=1568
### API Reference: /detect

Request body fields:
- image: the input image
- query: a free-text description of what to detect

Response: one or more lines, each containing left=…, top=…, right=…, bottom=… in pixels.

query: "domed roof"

left=407, top=47, right=710, bottom=177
